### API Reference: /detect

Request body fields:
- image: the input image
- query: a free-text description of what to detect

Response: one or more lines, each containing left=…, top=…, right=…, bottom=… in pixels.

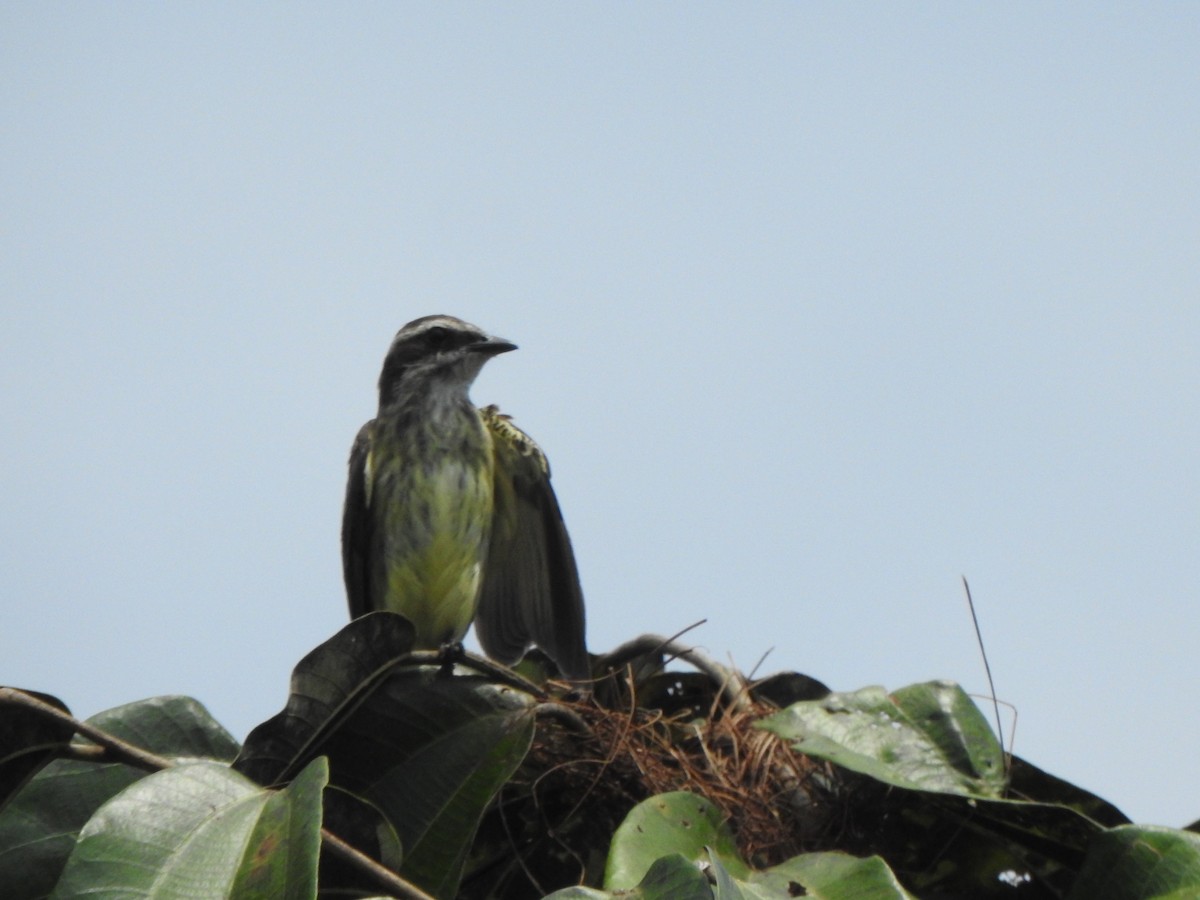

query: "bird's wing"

left=476, top=405, right=589, bottom=681
left=341, top=421, right=375, bottom=619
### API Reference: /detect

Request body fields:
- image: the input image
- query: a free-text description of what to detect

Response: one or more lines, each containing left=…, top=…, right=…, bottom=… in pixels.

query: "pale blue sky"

left=3, top=5, right=1197, bottom=827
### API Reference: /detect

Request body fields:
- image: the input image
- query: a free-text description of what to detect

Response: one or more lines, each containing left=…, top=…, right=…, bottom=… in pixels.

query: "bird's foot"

left=437, top=640, right=465, bottom=675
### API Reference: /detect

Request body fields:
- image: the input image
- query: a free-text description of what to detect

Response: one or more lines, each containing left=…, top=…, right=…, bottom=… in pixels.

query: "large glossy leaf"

left=600, top=792, right=916, bottom=900
left=324, top=666, right=535, bottom=898
left=52, top=757, right=325, bottom=899
left=605, top=791, right=748, bottom=890
left=758, top=681, right=1005, bottom=797
left=0, top=688, right=74, bottom=811
left=235, top=613, right=535, bottom=898
left=756, top=682, right=1127, bottom=895
left=908, top=793, right=1105, bottom=895
left=1068, top=825, right=1200, bottom=899
left=0, top=696, right=238, bottom=899
left=234, top=612, right=416, bottom=786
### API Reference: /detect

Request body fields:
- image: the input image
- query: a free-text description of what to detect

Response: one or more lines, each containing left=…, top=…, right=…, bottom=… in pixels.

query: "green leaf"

left=1068, top=825, right=1200, bottom=899
left=545, top=854, right=715, bottom=899
left=744, top=851, right=918, bottom=899
left=595, top=789, right=917, bottom=900
left=594, top=835, right=916, bottom=900
left=760, top=683, right=1132, bottom=894
left=707, top=854, right=747, bottom=900
left=546, top=854, right=713, bottom=900
left=92, top=694, right=240, bottom=763
left=0, top=696, right=238, bottom=899
left=636, top=854, right=716, bottom=900
left=605, top=792, right=747, bottom=890
left=758, top=681, right=1005, bottom=798
left=52, top=757, right=325, bottom=899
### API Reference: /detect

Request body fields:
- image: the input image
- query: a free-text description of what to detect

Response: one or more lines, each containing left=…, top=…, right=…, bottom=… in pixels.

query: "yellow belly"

left=372, top=453, right=495, bottom=648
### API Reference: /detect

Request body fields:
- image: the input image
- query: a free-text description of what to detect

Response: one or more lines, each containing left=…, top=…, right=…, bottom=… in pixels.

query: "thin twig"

left=533, top=702, right=591, bottom=734
left=320, top=829, right=437, bottom=900
left=961, top=577, right=1008, bottom=769
left=598, top=628, right=751, bottom=713
left=745, top=646, right=773, bottom=682
left=1, top=687, right=435, bottom=900
left=436, top=649, right=552, bottom=698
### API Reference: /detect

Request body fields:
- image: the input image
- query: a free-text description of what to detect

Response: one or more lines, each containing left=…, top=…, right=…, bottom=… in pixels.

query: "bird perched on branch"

left=341, top=314, right=589, bottom=681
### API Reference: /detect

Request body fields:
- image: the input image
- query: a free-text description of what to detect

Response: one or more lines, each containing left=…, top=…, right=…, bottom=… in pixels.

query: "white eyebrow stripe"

left=394, top=315, right=483, bottom=343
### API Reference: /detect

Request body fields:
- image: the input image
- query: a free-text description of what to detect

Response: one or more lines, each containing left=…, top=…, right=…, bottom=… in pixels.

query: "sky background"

left=3, top=5, right=1197, bottom=828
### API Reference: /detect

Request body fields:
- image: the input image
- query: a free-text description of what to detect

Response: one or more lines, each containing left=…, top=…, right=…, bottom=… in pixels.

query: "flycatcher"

left=341, top=314, right=589, bottom=681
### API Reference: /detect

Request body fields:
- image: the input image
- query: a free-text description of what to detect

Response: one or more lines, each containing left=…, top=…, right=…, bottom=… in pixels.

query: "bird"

left=341, top=314, right=589, bottom=681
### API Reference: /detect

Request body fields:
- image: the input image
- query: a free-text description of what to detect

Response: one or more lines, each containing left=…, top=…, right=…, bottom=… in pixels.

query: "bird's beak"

left=469, top=336, right=518, bottom=357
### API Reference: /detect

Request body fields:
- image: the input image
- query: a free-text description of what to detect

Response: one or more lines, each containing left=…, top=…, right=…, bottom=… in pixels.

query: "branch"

left=598, top=630, right=751, bottom=712
left=0, top=687, right=435, bottom=900
left=0, top=687, right=172, bottom=772
left=320, top=828, right=438, bottom=900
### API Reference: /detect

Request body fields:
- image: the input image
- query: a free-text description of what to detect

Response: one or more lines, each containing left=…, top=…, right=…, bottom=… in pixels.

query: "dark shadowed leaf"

left=910, top=793, right=1100, bottom=895
left=52, top=757, right=325, bottom=899
left=235, top=613, right=535, bottom=898
left=234, top=612, right=416, bottom=786
left=322, top=666, right=535, bottom=898
left=0, top=688, right=74, bottom=812
left=634, top=672, right=725, bottom=719
left=1007, top=754, right=1129, bottom=827
left=749, top=672, right=831, bottom=708
left=318, top=786, right=404, bottom=893
left=0, top=696, right=238, bottom=899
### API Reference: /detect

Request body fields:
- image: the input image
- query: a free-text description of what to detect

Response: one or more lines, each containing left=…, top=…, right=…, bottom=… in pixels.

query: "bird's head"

left=377, top=314, right=517, bottom=409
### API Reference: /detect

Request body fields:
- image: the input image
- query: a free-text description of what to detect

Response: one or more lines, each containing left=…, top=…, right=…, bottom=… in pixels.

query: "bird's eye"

left=426, top=326, right=449, bottom=346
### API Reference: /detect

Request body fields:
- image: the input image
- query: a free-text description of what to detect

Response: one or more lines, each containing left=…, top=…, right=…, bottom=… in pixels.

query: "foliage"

left=3, top=614, right=1199, bottom=899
